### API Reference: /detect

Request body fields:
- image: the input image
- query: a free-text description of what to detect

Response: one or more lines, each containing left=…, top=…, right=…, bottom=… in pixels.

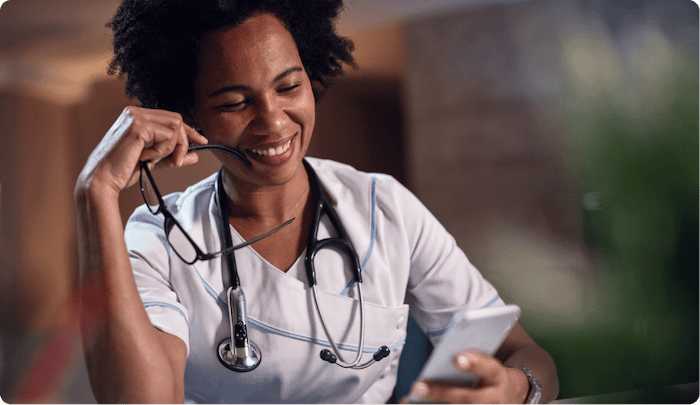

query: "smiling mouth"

left=248, top=138, right=293, bottom=157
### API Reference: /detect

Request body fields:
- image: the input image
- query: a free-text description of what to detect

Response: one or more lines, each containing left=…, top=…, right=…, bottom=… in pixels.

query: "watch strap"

left=510, top=365, right=543, bottom=404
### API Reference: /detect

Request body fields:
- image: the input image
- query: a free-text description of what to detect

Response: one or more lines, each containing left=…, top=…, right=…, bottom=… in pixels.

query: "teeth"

left=250, top=139, right=292, bottom=157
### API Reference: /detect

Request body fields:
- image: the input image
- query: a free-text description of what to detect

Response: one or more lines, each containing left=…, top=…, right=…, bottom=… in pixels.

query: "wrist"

left=506, top=365, right=531, bottom=404
left=75, top=170, right=121, bottom=204
left=509, top=365, right=543, bottom=404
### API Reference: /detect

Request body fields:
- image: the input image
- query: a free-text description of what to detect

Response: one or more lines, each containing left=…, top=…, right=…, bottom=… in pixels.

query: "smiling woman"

left=74, top=0, right=558, bottom=403
left=190, top=14, right=316, bottom=194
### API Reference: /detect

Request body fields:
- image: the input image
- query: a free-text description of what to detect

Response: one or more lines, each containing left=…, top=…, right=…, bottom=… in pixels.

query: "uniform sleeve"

left=380, top=177, right=504, bottom=346
left=124, top=204, right=191, bottom=355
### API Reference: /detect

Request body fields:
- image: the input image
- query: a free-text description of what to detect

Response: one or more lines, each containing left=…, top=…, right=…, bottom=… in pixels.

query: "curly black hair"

left=107, top=0, right=355, bottom=113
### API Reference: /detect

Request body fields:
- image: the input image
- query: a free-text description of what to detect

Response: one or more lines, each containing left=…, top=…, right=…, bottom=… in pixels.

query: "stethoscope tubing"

left=302, top=160, right=389, bottom=369
left=311, top=282, right=367, bottom=368
left=188, top=144, right=252, bottom=167
left=212, top=157, right=387, bottom=371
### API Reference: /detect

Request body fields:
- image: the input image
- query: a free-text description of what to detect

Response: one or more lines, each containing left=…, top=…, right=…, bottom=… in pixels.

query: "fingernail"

left=408, top=382, right=429, bottom=402
left=455, top=353, right=470, bottom=369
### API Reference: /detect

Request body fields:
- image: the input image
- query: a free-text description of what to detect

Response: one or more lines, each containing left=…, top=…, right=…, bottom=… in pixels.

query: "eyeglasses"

left=139, top=161, right=292, bottom=264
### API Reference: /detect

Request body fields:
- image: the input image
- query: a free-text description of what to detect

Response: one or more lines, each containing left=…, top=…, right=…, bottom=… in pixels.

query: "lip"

left=245, top=134, right=296, bottom=166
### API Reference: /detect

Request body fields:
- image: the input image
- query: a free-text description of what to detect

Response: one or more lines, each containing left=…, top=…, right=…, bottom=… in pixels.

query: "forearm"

left=75, top=181, right=184, bottom=403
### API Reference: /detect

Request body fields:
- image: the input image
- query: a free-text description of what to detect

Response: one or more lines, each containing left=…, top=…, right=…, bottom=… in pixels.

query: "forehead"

left=196, top=13, right=302, bottom=88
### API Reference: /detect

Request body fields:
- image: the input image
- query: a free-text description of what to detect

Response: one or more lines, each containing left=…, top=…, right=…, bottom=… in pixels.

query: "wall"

left=404, top=0, right=588, bottom=277
left=0, top=22, right=406, bottom=402
left=0, top=0, right=697, bottom=401
left=402, top=0, right=698, bottom=398
left=0, top=89, right=90, bottom=402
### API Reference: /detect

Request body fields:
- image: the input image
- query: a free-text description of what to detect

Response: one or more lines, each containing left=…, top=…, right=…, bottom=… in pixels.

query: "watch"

left=510, top=365, right=543, bottom=404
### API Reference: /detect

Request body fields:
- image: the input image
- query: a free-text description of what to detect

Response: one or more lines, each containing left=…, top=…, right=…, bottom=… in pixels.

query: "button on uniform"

left=380, top=365, right=392, bottom=379
left=396, top=316, right=405, bottom=329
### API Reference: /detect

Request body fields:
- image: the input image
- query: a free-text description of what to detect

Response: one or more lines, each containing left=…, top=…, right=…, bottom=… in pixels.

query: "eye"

left=217, top=100, right=248, bottom=111
left=278, top=83, right=301, bottom=94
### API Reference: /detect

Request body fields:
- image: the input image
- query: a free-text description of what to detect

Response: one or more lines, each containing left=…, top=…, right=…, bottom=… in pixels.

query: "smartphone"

left=416, top=304, right=521, bottom=386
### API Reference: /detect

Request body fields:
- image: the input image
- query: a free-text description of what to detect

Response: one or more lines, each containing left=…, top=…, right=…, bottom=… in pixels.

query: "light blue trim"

left=360, top=175, right=379, bottom=271
left=143, top=301, right=190, bottom=327
left=480, top=295, right=500, bottom=309
left=195, top=266, right=405, bottom=353
left=426, top=316, right=461, bottom=339
left=425, top=295, right=501, bottom=338
left=248, top=316, right=405, bottom=353
left=195, top=172, right=403, bottom=354
left=194, top=263, right=227, bottom=309
left=340, top=174, right=379, bottom=296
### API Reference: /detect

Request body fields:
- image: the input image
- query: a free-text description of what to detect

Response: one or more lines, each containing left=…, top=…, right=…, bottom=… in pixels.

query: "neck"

left=220, top=165, right=310, bottom=223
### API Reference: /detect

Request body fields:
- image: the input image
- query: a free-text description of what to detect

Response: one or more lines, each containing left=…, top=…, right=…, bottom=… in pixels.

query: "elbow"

left=550, top=369, right=561, bottom=402
left=542, top=353, right=560, bottom=403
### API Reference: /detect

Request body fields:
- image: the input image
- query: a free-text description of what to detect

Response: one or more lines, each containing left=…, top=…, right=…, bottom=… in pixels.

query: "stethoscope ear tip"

left=373, top=346, right=391, bottom=361
left=320, top=349, right=338, bottom=364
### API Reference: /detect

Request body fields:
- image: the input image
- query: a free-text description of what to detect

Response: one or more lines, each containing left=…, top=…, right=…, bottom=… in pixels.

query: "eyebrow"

left=207, top=66, right=303, bottom=98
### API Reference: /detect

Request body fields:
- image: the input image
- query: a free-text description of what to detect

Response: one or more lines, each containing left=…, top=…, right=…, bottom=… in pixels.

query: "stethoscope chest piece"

left=217, top=286, right=262, bottom=372
left=217, top=337, right=261, bottom=372
left=212, top=161, right=390, bottom=372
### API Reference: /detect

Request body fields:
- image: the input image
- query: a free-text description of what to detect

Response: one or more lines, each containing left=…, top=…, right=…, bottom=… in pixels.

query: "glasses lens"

left=167, top=219, right=198, bottom=264
left=140, top=167, right=161, bottom=214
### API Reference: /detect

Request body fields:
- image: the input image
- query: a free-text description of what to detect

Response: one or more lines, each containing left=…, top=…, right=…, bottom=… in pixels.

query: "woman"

left=74, top=0, right=559, bottom=402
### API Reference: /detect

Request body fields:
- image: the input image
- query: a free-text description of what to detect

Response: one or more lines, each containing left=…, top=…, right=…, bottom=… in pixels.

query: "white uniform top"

left=125, top=157, right=504, bottom=403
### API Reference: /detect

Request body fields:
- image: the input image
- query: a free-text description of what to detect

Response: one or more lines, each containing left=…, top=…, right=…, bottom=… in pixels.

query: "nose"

left=248, top=96, right=289, bottom=136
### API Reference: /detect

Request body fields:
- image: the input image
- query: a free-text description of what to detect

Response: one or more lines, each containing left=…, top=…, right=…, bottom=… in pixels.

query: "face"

left=190, top=13, right=316, bottom=188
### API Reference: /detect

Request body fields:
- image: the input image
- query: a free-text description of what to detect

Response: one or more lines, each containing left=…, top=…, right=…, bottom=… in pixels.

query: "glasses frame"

left=140, top=161, right=219, bottom=264
left=139, top=160, right=294, bottom=265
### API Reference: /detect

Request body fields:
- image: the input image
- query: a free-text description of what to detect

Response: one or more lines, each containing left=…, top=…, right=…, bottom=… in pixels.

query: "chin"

left=225, top=155, right=306, bottom=189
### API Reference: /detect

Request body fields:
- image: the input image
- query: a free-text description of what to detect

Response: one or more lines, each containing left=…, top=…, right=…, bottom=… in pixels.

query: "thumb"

left=454, top=350, right=503, bottom=386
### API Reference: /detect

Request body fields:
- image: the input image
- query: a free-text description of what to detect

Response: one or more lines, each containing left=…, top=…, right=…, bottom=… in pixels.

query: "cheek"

left=299, top=90, right=316, bottom=133
left=203, top=114, right=250, bottom=143
left=298, top=107, right=315, bottom=150
left=304, top=105, right=315, bottom=133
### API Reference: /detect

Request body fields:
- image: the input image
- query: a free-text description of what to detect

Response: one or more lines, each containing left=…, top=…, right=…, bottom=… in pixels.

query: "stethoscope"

left=193, top=144, right=391, bottom=372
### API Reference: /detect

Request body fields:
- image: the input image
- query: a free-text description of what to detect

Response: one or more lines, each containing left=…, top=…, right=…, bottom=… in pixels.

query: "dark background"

left=0, top=0, right=697, bottom=402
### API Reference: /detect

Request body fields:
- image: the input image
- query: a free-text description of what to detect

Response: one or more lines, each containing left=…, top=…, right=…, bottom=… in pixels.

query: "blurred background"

left=0, top=0, right=697, bottom=402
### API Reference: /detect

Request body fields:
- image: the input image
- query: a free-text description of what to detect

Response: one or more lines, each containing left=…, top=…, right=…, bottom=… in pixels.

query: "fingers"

left=152, top=150, right=200, bottom=171
left=127, top=107, right=205, bottom=169
left=185, top=123, right=208, bottom=145
left=169, top=122, right=208, bottom=168
left=405, top=352, right=511, bottom=404
left=410, top=380, right=481, bottom=404
left=453, top=350, right=504, bottom=386
left=80, top=106, right=210, bottom=194
left=407, top=382, right=503, bottom=404
left=168, top=119, right=190, bottom=167
left=167, top=118, right=208, bottom=167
